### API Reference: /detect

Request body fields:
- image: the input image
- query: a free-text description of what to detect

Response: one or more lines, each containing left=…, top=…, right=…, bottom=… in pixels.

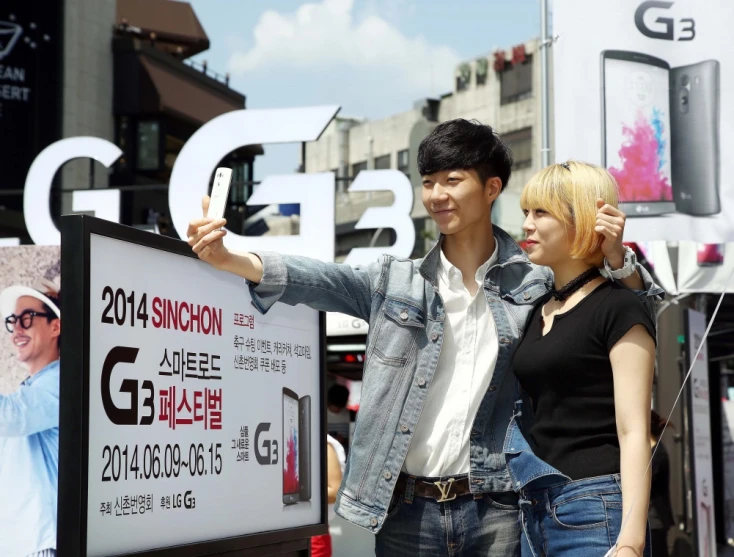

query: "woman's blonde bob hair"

left=520, top=160, right=620, bottom=267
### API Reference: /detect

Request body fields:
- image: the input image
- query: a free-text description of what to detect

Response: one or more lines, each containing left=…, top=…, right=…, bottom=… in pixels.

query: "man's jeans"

left=375, top=485, right=521, bottom=556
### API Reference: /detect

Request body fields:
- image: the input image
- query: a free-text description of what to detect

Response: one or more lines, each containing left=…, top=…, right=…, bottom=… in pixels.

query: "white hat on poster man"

left=0, top=278, right=61, bottom=319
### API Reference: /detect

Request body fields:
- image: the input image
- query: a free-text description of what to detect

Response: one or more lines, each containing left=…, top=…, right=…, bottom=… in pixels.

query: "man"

left=0, top=279, right=61, bottom=557
left=187, top=119, right=663, bottom=555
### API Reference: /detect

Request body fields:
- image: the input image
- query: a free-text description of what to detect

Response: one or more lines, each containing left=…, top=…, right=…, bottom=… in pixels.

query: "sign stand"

left=684, top=308, right=718, bottom=556
left=59, top=214, right=327, bottom=557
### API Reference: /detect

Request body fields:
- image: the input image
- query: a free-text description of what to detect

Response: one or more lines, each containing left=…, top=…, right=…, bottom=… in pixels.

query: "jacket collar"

left=419, top=224, right=530, bottom=287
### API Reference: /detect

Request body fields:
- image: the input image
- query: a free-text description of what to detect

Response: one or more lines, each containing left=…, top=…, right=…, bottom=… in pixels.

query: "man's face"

left=421, top=169, right=500, bottom=235
left=7, top=296, right=59, bottom=365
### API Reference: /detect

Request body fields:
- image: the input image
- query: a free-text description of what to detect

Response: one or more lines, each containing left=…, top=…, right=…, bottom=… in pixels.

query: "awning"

left=140, top=55, right=243, bottom=126
left=116, top=0, right=209, bottom=57
left=634, top=240, right=734, bottom=361
left=677, top=242, right=734, bottom=295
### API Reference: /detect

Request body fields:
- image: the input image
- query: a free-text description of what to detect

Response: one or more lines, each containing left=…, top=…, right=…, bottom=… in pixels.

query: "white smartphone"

left=206, top=167, right=233, bottom=221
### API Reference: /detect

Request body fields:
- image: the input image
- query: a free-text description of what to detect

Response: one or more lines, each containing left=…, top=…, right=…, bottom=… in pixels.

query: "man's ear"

left=51, top=318, right=60, bottom=340
left=485, top=176, right=502, bottom=202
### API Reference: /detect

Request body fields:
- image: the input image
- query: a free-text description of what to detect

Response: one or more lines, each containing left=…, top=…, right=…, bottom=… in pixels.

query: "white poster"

left=84, top=234, right=322, bottom=557
left=552, top=0, right=734, bottom=243
left=686, top=309, right=716, bottom=557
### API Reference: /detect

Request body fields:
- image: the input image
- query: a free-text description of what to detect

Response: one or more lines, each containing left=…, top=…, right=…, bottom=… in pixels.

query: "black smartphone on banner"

left=282, top=387, right=300, bottom=505
left=299, top=395, right=312, bottom=502
left=670, top=60, right=721, bottom=216
left=600, top=50, right=675, bottom=217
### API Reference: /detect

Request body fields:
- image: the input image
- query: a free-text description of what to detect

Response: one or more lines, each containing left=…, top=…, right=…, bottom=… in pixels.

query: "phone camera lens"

left=681, top=96, right=689, bottom=106
left=681, top=75, right=690, bottom=86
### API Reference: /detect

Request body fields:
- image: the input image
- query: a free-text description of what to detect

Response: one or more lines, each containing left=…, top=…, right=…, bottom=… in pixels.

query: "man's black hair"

left=327, top=384, right=349, bottom=408
left=417, top=118, right=514, bottom=192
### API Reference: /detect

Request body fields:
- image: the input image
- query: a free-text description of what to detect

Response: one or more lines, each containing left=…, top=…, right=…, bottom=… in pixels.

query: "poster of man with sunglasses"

left=0, top=248, right=61, bottom=557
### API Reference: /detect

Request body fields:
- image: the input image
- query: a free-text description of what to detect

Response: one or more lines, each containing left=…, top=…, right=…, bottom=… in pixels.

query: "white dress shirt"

left=402, top=241, right=500, bottom=477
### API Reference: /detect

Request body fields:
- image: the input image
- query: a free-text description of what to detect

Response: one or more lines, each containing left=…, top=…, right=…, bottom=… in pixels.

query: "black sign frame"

left=59, top=214, right=328, bottom=557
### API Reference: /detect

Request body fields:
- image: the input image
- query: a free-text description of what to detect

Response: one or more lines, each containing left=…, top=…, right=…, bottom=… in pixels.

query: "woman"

left=649, top=410, right=675, bottom=557
left=505, top=161, right=657, bottom=557
left=310, top=434, right=346, bottom=557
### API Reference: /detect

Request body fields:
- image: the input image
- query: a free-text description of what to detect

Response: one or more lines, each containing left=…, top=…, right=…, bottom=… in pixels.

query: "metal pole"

left=540, top=0, right=551, bottom=168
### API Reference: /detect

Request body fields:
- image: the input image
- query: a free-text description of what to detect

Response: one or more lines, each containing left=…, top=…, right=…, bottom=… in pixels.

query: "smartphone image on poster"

left=299, top=395, right=312, bottom=502
left=600, top=50, right=675, bottom=217
left=282, top=388, right=300, bottom=505
left=696, top=243, right=724, bottom=267
left=670, top=60, right=720, bottom=216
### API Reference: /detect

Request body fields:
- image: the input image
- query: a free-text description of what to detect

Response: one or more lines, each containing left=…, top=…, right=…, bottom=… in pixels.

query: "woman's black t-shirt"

left=512, top=280, right=656, bottom=480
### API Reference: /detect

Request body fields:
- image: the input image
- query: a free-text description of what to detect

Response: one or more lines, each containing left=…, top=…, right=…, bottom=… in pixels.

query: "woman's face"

left=522, top=207, right=574, bottom=267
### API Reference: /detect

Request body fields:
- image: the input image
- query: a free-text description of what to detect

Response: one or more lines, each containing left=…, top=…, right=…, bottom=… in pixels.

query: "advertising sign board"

left=59, top=215, right=326, bottom=557
left=553, top=0, right=734, bottom=243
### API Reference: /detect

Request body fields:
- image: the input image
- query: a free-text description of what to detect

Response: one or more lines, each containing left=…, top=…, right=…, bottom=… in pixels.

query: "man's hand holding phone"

left=187, top=196, right=265, bottom=283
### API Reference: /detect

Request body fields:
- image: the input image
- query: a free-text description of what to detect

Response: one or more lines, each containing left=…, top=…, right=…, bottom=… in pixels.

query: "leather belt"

left=395, top=473, right=472, bottom=503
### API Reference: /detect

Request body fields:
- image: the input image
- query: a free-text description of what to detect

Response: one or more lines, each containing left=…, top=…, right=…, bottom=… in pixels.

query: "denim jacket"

left=247, top=225, right=664, bottom=533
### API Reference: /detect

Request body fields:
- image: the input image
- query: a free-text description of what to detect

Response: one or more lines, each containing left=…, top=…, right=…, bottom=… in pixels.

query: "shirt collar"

left=22, top=359, right=59, bottom=386
left=438, top=238, right=500, bottom=287
left=419, top=225, right=529, bottom=287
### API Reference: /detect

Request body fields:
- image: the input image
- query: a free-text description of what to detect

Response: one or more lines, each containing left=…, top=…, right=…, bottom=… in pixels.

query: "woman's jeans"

left=504, top=399, right=651, bottom=557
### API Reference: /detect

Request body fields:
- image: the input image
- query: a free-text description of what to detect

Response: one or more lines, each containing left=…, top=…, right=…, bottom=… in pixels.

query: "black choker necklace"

left=551, top=267, right=601, bottom=302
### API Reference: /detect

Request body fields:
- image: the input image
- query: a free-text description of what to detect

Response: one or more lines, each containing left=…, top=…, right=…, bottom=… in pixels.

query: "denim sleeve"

left=626, top=262, right=666, bottom=323
left=0, top=376, right=59, bottom=437
left=246, top=251, right=384, bottom=322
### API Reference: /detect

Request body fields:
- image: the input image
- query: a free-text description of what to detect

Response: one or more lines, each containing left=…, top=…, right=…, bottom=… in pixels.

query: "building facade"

left=1, top=0, right=261, bottom=243
left=301, top=39, right=542, bottom=262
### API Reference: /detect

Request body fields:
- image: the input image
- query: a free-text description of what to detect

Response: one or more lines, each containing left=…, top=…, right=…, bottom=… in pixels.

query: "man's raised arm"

left=187, top=196, right=383, bottom=322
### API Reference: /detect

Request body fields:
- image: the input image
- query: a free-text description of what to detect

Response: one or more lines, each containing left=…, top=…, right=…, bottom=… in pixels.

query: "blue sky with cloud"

left=186, top=0, right=539, bottom=179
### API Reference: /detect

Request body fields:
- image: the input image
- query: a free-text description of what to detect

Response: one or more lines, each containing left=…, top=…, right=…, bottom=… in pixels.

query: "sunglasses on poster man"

left=5, top=310, right=56, bottom=333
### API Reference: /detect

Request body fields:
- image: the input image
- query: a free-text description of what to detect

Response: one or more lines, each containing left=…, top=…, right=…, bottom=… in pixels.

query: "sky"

left=186, top=0, right=541, bottom=180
